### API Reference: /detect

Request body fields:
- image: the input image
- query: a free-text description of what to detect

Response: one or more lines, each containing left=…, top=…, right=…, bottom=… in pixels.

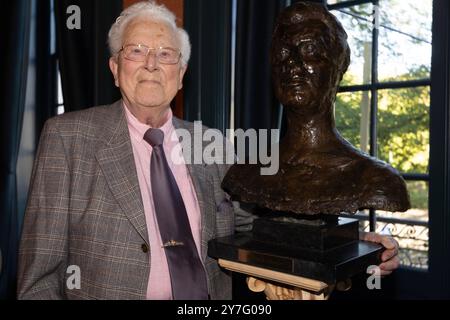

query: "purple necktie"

left=144, top=128, right=208, bottom=300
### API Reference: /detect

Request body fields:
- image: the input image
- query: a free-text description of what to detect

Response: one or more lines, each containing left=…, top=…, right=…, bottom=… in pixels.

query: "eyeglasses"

left=120, top=44, right=181, bottom=64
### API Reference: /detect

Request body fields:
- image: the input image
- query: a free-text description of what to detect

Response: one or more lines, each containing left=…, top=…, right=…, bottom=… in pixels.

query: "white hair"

left=108, top=1, right=191, bottom=66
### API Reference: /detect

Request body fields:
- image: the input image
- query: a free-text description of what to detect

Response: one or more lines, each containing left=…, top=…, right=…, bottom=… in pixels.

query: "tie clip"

left=162, top=240, right=184, bottom=248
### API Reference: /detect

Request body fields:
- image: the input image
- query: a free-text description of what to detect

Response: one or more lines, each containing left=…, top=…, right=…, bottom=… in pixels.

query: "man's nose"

left=145, top=52, right=159, bottom=70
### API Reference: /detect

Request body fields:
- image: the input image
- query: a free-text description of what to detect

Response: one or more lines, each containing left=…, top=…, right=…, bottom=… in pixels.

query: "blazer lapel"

left=172, top=118, right=215, bottom=262
left=95, top=101, right=149, bottom=245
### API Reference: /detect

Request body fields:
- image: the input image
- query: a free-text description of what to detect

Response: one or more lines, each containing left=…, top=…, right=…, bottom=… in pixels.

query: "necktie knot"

left=144, top=128, right=164, bottom=147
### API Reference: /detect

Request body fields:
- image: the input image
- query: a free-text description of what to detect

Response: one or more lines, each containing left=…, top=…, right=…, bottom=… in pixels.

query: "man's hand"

left=360, top=231, right=400, bottom=276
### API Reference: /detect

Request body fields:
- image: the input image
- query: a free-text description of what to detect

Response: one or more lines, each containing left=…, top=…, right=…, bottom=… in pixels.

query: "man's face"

left=109, top=19, right=186, bottom=111
left=271, top=19, right=339, bottom=111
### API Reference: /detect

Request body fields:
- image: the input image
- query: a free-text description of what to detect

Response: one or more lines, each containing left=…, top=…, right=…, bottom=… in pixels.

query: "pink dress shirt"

left=123, top=104, right=203, bottom=300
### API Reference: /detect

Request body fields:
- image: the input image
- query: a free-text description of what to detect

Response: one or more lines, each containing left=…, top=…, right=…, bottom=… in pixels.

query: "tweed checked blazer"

left=17, top=100, right=253, bottom=300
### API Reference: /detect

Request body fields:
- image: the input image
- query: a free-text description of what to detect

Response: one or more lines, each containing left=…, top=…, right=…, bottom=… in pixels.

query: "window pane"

left=378, top=0, right=432, bottom=82
left=354, top=182, right=428, bottom=269
left=331, top=4, right=373, bottom=86
left=57, top=66, right=65, bottom=115
left=375, top=181, right=429, bottom=269
left=57, top=65, right=63, bottom=105
left=335, top=91, right=371, bottom=152
left=377, top=87, right=430, bottom=174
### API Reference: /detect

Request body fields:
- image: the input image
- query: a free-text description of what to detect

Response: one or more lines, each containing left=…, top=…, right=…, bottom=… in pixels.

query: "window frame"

left=328, top=0, right=450, bottom=298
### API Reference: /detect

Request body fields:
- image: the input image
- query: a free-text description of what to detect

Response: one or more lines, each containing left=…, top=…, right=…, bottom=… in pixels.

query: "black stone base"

left=253, top=213, right=359, bottom=251
left=208, top=215, right=383, bottom=285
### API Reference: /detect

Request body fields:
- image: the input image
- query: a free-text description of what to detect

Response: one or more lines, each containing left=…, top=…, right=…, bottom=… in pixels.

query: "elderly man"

left=18, top=1, right=398, bottom=300
left=17, top=1, right=251, bottom=300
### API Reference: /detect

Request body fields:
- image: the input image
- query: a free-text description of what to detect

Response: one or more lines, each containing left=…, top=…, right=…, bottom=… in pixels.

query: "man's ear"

left=178, top=65, right=187, bottom=90
left=109, top=57, right=119, bottom=87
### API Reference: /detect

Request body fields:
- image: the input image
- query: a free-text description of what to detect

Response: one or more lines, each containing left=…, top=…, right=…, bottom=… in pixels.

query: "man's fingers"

left=361, top=232, right=399, bottom=251
left=381, top=247, right=399, bottom=262
left=360, top=231, right=381, bottom=243
left=380, top=256, right=400, bottom=272
left=379, top=270, right=393, bottom=276
left=361, top=232, right=401, bottom=269
left=381, top=236, right=398, bottom=250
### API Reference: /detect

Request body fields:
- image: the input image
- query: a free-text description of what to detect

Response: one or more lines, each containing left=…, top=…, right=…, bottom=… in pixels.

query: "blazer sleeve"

left=17, top=118, right=70, bottom=300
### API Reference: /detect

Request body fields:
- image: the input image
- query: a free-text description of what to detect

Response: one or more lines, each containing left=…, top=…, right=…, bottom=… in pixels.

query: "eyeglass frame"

left=119, top=44, right=182, bottom=65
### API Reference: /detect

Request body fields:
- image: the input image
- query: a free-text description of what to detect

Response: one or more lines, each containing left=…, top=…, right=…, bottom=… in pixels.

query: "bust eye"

left=302, top=43, right=318, bottom=55
left=278, top=47, right=290, bottom=61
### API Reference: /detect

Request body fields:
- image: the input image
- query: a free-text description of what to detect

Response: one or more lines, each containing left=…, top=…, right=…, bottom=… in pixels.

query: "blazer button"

left=141, top=244, right=149, bottom=253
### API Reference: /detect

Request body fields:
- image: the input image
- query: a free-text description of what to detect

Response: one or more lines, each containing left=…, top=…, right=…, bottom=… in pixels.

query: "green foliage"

left=335, top=65, right=430, bottom=209
left=408, top=181, right=428, bottom=210
left=335, top=90, right=363, bottom=149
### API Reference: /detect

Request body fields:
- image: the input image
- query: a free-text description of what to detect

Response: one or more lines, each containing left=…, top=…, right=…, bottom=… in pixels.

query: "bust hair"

left=273, top=2, right=351, bottom=80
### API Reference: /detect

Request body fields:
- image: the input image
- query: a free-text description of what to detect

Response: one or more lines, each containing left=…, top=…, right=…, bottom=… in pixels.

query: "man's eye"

left=159, top=50, right=171, bottom=57
left=132, top=48, right=145, bottom=54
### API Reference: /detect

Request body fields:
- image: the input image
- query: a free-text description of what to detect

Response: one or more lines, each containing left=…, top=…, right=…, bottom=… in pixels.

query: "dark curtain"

left=232, top=0, right=289, bottom=300
left=55, top=0, right=122, bottom=112
left=234, top=0, right=288, bottom=133
left=35, top=0, right=57, bottom=145
left=184, top=0, right=232, bottom=133
left=0, top=0, right=31, bottom=300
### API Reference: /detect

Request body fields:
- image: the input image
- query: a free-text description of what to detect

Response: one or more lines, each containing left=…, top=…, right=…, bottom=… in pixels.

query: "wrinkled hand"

left=360, top=231, right=400, bottom=276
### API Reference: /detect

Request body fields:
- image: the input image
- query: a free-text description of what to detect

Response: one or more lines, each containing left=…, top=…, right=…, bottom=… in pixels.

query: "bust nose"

left=286, top=51, right=302, bottom=66
left=289, top=65, right=302, bottom=76
left=281, top=63, right=302, bottom=79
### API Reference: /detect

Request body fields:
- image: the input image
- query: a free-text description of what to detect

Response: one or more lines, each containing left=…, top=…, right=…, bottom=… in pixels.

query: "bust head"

left=222, top=2, right=410, bottom=215
left=271, top=2, right=350, bottom=115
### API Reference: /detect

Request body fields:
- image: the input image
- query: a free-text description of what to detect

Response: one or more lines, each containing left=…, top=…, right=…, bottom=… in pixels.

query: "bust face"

left=271, top=9, right=345, bottom=113
left=221, top=3, right=410, bottom=216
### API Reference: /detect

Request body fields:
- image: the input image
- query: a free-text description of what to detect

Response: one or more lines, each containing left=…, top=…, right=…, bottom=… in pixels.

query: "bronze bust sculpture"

left=222, top=2, right=410, bottom=215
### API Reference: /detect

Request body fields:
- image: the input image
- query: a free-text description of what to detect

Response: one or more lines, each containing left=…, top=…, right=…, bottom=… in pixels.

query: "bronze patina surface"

left=222, top=2, right=410, bottom=214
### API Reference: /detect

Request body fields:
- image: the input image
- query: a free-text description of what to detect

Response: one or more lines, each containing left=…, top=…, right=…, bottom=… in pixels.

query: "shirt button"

left=141, top=244, right=149, bottom=253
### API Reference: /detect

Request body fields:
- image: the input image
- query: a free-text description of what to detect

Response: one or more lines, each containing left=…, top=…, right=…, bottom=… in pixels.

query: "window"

left=50, top=0, right=64, bottom=115
left=56, top=66, right=64, bottom=115
left=328, top=0, right=432, bottom=270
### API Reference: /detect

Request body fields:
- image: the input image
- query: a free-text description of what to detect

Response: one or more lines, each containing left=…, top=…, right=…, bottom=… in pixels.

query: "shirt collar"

left=123, top=101, right=174, bottom=145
